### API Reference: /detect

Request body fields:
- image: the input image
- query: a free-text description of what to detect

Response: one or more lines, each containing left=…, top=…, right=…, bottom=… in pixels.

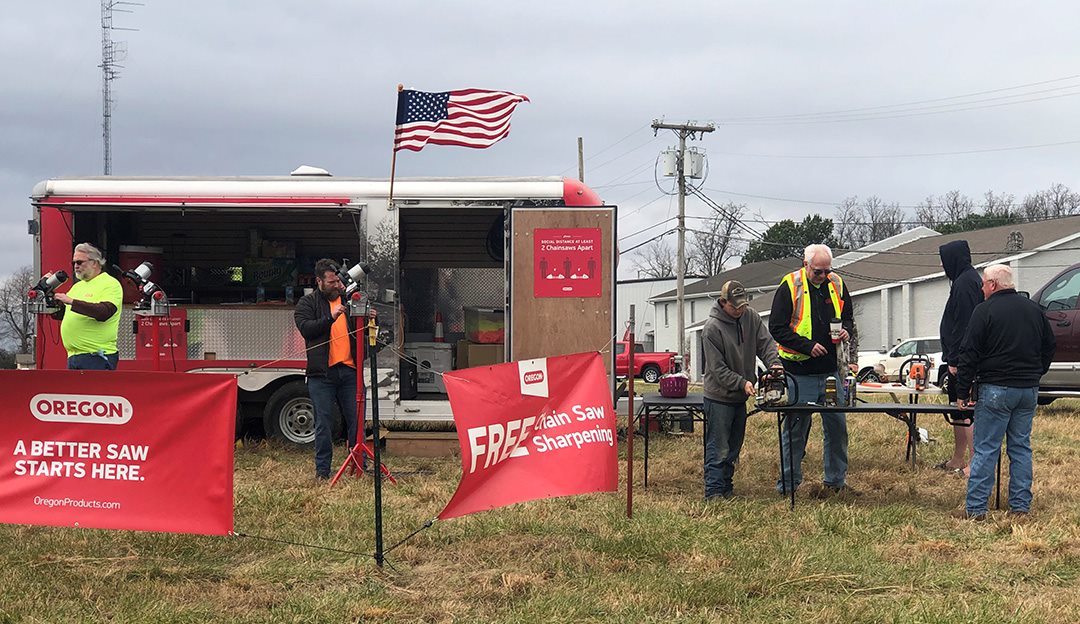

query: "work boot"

left=949, top=508, right=986, bottom=521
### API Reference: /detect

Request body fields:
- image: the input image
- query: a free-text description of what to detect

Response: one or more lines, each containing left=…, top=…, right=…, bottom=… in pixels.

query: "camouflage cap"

left=719, top=280, right=749, bottom=308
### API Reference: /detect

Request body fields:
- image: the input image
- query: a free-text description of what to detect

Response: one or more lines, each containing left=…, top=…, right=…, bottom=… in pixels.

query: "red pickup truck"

left=614, top=340, right=681, bottom=383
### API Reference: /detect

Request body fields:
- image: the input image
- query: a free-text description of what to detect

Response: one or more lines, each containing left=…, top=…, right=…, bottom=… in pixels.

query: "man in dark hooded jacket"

left=937, top=239, right=983, bottom=472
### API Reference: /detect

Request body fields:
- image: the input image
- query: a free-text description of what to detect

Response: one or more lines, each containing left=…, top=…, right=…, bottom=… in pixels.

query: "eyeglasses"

left=72, top=260, right=86, bottom=266
left=810, top=267, right=831, bottom=277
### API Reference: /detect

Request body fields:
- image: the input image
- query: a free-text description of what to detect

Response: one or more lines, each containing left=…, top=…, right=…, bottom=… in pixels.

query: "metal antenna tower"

left=100, top=0, right=141, bottom=175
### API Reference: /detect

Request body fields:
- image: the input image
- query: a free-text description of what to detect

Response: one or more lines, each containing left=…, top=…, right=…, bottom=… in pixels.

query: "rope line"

left=233, top=531, right=375, bottom=559
left=383, top=518, right=437, bottom=555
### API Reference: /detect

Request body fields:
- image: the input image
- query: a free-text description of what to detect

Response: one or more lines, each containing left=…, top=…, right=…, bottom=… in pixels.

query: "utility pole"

left=651, top=120, right=714, bottom=370
left=577, top=137, right=585, bottom=183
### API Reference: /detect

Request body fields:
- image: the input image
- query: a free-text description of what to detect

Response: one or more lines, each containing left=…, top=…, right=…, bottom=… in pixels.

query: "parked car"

left=614, top=340, right=680, bottom=383
left=1031, top=262, right=1080, bottom=402
left=856, top=336, right=946, bottom=387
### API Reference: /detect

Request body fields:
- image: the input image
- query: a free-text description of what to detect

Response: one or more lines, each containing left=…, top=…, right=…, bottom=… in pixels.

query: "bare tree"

left=1019, top=183, right=1078, bottom=221
left=688, top=202, right=747, bottom=276
left=0, top=266, right=36, bottom=354
left=833, top=195, right=905, bottom=251
left=982, top=190, right=1016, bottom=218
left=863, top=196, right=905, bottom=243
left=1045, top=183, right=1080, bottom=217
left=632, top=238, right=683, bottom=279
left=915, top=194, right=941, bottom=229
left=1021, top=190, right=1049, bottom=221
left=833, top=196, right=865, bottom=251
left=939, top=190, right=974, bottom=223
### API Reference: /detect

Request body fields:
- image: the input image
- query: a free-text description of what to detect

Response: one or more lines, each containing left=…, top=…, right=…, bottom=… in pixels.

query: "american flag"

left=394, top=88, right=529, bottom=152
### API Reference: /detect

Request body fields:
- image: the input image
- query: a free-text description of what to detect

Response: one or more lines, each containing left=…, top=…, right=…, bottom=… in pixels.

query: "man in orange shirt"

left=294, top=259, right=362, bottom=480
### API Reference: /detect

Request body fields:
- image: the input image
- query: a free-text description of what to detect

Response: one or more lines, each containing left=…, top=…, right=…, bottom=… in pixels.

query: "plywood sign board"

left=510, top=207, right=615, bottom=375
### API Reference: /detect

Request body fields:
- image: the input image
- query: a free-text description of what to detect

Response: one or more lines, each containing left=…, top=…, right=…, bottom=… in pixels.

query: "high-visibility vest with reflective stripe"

left=777, top=267, right=845, bottom=362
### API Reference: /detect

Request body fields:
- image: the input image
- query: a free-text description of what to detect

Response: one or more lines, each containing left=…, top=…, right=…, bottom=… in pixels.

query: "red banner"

left=439, top=351, right=616, bottom=519
left=0, top=370, right=237, bottom=535
left=534, top=228, right=602, bottom=298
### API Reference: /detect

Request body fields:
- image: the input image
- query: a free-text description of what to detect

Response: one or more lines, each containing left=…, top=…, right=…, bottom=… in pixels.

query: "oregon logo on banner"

left=0, top=370, right=237, bottom=536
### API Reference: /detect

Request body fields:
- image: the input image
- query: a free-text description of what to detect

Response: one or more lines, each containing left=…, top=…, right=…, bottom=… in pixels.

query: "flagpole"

left=389, top=83, right=404, bottom=207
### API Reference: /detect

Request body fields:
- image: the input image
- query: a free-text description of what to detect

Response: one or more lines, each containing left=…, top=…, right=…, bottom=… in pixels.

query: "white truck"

left=30, top=172, right=616, bottom=444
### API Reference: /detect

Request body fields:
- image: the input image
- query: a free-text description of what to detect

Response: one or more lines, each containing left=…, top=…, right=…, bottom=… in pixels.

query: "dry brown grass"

left=2, top=400, right=1079, bottom=623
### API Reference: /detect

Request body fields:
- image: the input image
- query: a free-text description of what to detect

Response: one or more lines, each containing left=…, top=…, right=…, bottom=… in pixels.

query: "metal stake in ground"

left=369, top=312, right=384, bottom=568
left=626, top=306, right=635, bottom=519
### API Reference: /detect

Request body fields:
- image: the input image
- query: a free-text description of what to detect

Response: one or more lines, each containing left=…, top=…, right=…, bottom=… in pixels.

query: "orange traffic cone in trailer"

left=434, top=311, right=444, bottom=342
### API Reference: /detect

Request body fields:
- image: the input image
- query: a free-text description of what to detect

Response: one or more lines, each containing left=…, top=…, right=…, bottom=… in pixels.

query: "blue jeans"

left=68, top=352, right=119, bottom=370
left=306, top=364, right=361, bottom=477
left=703, top=398, right=747, bottom=498
left=966, top=384, right=1037, bottom=515
left=776, top=371, right=849, bottom=491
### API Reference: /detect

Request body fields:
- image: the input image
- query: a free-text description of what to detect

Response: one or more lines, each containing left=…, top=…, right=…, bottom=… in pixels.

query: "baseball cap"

left=719, top=280, right=749, bottom=308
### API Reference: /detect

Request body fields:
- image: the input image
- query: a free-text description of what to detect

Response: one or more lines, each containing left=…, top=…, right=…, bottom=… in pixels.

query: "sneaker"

left=705, top=491, right=734, bottom=502
left=949, top=508, right=986, bottom=521
left=315, top=473, right=330, bottom=481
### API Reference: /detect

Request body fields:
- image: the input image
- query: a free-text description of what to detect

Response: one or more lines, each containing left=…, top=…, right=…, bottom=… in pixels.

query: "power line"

left=585, top=137, right=661, bottom=174
left=619, top=217, right=676, bottom=242
left=714, top=138, right=1080, bottom=160
left=718, top=73, right=1080, bottom=122
left=592, top=179, right=654, bottom=190
left=718, top=89, right=1080, bottom=126
left=593, top=160, right=657, bottom=190
left=559, top=123, right=651, bottom=176
left=686, top=185, right=765, bottom=240
left=621, top=228, right=678, bottom=254
left=616, top=192, right=668, bottom=221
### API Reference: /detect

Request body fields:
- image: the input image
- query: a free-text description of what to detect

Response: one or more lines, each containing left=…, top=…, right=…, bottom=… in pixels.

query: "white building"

left=615, top=277, right=702, bottom=351
left=650, top=258, right=804, bottom=379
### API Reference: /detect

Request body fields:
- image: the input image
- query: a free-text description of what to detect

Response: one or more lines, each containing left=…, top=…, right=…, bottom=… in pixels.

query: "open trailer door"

left=509, top=206, right=616, bottom=377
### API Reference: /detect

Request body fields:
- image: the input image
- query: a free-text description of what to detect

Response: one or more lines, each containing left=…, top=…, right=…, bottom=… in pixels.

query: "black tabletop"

left=640, top=392, right=705, bottom=407
left=755, top=402, right=967, bottom=416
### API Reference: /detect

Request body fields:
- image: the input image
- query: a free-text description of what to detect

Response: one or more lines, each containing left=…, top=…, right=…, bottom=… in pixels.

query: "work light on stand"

left=26, top=270, right=68, bottom=315
left=118, top=261, right=169, bottom=317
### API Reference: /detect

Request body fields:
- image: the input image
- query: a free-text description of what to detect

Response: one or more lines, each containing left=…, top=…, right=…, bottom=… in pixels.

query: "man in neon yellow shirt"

left=54, top=243, right=123, bottom=370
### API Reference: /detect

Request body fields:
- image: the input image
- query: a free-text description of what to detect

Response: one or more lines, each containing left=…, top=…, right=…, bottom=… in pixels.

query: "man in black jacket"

left=294, top=259, right=362, bottom=480
left=937, top=240, right=983, bottom=473
left=955, top=264, right=1055, bottom=520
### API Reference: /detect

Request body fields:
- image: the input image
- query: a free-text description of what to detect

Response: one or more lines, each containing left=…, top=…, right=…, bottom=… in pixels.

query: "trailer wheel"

left=264, top=381, right=319, bottom=447
left=641, top=365, right=662, bottom=384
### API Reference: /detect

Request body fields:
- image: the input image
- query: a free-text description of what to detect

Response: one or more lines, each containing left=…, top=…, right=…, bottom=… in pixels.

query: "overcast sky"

left=5, top=1, right=1080, bottom=281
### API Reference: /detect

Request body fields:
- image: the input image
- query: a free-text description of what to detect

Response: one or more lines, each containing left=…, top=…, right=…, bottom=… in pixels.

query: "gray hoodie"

left=702, top=299, right=782, bottom=403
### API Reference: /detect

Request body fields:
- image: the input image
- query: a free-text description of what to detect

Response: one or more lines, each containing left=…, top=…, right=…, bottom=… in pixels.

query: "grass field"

left=3, top=399, right=1080, bottom=623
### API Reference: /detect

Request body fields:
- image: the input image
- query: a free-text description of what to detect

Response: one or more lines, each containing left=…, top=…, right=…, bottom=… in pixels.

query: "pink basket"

left=659, top=375, right=688, bottom=398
